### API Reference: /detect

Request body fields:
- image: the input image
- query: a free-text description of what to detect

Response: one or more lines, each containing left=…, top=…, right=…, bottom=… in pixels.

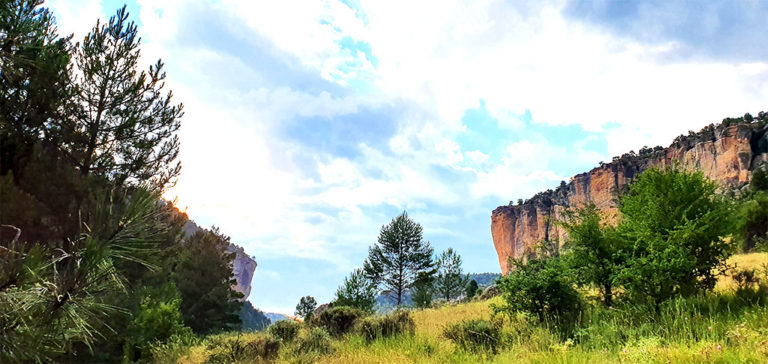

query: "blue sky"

left=51, top=0, right=768, bottom=314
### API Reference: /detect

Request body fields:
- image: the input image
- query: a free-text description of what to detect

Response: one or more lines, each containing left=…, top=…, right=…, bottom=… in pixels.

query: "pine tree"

left=434, top=248, right=469, bottom=301
left=175, top=227, right=243, bottom=334
left=295, top=296, right=317, bottom=320
left=334, top=268, right=377, bottom=312
left=464, top=279, right=479, bottom=300
left=363, top=212, right=434, bottom=307
left=60, top=6, right=183, bottom=191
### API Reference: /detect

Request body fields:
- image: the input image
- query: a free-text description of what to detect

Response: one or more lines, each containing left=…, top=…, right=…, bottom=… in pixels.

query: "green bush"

left=267, top=319, right=300, bottom=342
left=312, top=306, right=366, bottom=337
left=442, top=319, right=502, bottom=354
left=494, top=253, right=582, bottom=327
left=356, top=310, right=415, bottom=342
left=204, top=335, right=280, bottom=363
left=296, top=327, right=333, bottom=354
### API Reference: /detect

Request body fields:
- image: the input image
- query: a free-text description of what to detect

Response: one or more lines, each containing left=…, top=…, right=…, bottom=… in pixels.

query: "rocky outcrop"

left=492, top=119, right=768, bottom=274
left=227, top=244, right=257, bottom=299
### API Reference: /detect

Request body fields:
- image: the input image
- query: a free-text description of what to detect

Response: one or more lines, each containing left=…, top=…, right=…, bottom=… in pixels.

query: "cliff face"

left=492, top=122, right=768, bottom=274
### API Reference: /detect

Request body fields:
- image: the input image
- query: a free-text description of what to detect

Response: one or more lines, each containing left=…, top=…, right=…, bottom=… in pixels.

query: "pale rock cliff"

left=492, top=120, right=768, bottom=274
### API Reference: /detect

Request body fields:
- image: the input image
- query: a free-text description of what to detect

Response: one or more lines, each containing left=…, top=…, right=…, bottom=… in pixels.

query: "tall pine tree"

left=60, top=5, right=183, bottom=191
left=363, top=212, right=434, bottom=307
left=434, top=248, right=469, bottom=301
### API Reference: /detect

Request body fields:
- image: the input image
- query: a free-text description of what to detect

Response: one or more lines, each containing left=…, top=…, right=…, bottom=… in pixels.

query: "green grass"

left=152, top=253, right=768, bottom=363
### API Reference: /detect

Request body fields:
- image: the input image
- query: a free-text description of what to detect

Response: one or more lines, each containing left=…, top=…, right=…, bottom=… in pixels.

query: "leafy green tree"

left=295, top=295, right=317, bottom=320
left=617, top=167, right=734, bottom=308
left=61, top=5, right=183, bottom=191
left=465, top=279, right=479, bottom=300
left=559, top=204, right=624, bottom=306
left=412, top=270, right=436, bottom=309
left=734, top=191, right=768, bottom=252
left=493, top=252, right=581, bottom=325
left=752, top=167, right=768, bottom=192
left=334, top=268, right=377, bottom=312
left=363, top=212, right=434, bottom=306
left=175, top=227, right=243, bottom=334
left=434, top=248, right=469, bottom=301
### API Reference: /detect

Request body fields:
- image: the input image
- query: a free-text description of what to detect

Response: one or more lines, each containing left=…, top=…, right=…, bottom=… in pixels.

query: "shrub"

left=617, top=167, right=734, bottom=307
left=494, top=254, right=582, bottom=327
left=442, top=319, right=502, bottom=354
left=356, top=310, right=415, bottom=342
left=204, top=335, right=280, bottom=363
left=479, top=285, right=500, bottom=300
left=312, top=306, right=366, bottom=337
left=267, top=320, right=300, bottom=342
left=296, top=327, right=333, bottom=354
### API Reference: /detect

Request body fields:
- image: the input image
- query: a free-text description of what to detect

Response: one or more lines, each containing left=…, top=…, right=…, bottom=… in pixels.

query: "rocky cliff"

left=492, top=115, right=768, bottom=274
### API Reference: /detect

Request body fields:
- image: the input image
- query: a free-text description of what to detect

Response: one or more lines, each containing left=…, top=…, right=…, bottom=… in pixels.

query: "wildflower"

left=708, top=326, right=712, bottom=331
left=623, top=348, right=627, bottom=354
left=716, top=345, right=722, bottom=351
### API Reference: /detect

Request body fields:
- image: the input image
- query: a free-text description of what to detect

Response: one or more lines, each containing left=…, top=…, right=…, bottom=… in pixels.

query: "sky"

left=50, top=0, right=768, bottom=314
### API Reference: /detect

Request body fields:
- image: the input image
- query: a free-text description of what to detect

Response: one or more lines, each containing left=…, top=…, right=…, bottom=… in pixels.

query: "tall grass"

left=153, top=253, right=768, bottom=363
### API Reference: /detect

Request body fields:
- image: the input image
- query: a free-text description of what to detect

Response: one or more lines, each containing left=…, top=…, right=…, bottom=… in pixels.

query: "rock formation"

left=492, top=118, right=768, bottom=274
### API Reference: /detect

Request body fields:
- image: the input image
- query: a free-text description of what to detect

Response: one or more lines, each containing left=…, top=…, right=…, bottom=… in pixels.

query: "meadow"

left=151, top=253, right=768, bottom=363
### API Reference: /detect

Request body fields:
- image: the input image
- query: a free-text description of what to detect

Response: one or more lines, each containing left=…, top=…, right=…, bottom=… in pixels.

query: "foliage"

left=617, top=167, right=734, bottom=307
left=62, top=5, right=183, bottom=190
left=296, top=327, right=333, bottom=355
left=334, top=268, right=377, bottom=312
left=734, top=191, right=768, bottom=252
left=465, top=280, right=479, bottom=300
left=494, top=253, right=582, bottom=326
left=434, top=248, right=469, bottom=301
left=204, top=334, right=280, bottom=363
left=295, top=295, right=318, bottom=320
left=363, top=212, right=435, bottom=306
left=123, top=283, right=191, bottom=361
left=312, top=306, right=366, bottom=337
left=175, top=227, right=243, bottom=334
left=752, top=166, right=768, bottom=192
left=356, top=310, right=415, bottom=342
left=238, top=301, right=270, bottom=332
left=442, top=319, right=502, bottom=354
left=267, top=319, right=300, bottom=342
left=0, top=188, right=170, bottom=363
left=560, top=204, right=624, bottom=306
left=412, top=271, right=436, bottom=309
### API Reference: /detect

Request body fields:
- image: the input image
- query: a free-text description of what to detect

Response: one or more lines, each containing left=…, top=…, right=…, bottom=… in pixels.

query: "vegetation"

left=334, top=268, right=377, bottom=312
left=0, top=2, right=247, bottom=362
left=151, top=253, right=768, bottom=363
left=617, top=167, right=733, bottom=307
left=434, top=247, right=470, bottom=301
left=363, top=212, right=435, bottom=306
left=295, top=295, right=318, bottom=320
left=465, top=279, right=479, bottom=300
left=560, top=204, right=622, bottom=306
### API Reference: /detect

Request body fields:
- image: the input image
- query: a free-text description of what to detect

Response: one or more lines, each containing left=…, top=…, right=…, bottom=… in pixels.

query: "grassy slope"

left=158, top=253, right=768, bottom=364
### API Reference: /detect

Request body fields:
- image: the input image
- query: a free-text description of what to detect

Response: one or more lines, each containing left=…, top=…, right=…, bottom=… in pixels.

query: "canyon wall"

left=491, top=121, right=768, bottom=274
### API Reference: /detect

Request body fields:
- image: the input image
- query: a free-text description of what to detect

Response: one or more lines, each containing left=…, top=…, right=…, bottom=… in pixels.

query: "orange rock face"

left=491, top=123, right=768, bottom=274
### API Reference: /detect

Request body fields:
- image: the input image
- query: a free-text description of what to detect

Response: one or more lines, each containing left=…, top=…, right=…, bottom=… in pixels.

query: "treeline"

left=1, top=1, right=245, bottom=362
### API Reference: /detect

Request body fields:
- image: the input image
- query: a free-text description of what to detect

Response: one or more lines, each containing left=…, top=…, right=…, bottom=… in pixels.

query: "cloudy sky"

left=51, top=0, right=768, bottom=314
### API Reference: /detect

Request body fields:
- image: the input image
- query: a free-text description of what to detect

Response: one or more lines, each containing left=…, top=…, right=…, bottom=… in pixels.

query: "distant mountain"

left=239, top=301, right=270, bottom=331
left=265, top=312, right=290, bottom=323
left=468, top=273, right=501, bottom=288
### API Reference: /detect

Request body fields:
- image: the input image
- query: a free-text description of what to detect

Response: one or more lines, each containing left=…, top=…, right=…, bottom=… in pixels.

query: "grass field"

left=152, top=253, right=768, bottom=363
